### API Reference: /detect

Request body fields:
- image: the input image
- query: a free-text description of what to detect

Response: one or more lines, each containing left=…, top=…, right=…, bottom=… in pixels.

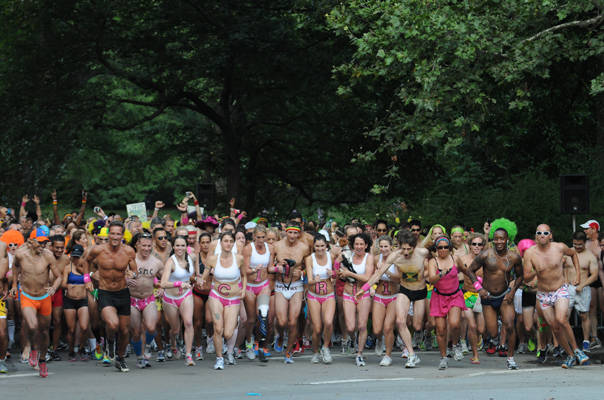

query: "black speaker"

left=560, top=175, right=589, bottom=214
left=195, top=183, right=216, bottom=211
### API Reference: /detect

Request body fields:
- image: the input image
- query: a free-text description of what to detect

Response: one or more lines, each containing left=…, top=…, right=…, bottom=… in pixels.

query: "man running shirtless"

left=467, top=228, right=523, bottom=369
left=270, top=221, right=311, bottom=363
left=83, top=221, right=137, bottom=372
left=130, top=232, right=164, bottom=368
left=524, top=224, right=589, bottom=368
left=152, top=227, right=171, bottom=264
left=10, top=229, right=62, bottom=377
left=362, top=231, right=429, bottom=368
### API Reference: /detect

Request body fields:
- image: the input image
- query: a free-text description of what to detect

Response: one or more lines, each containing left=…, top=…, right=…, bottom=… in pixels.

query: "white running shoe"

left=460, top=339, right=469, bottom=355
left=206, top=338, right=215, bottom=354
left=355, top=355, right=366, bottom=367
left=379, top=355, right=392, bottom=366
left=453, top=345, right=464, bottom=361
left=375, top=336, right=383, bottom=356
left=245, top=341, right=256, bottom=360
left=311, top=353, right=320, bottom=364
left=195, top=346, right=204, bottom=361
left=341, top=338, right=350, bottom=354
left=226, top=351, right=236, bottom=365
left=214, top=357, right=225, bottom=370
left=321, top=347, right=333, bottom=364
left=401, top=348, right=409, bottom=358
left=405, top=353, right=420, bottom=368
left=438, top=357, right=448, bottom=370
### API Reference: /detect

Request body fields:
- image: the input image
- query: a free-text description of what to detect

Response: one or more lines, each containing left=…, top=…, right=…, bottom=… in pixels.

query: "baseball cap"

left=29, top=228, right=49, bottom=242
left=71, top=244, right=84, bottom=258
left=244, top=221, right=257, bottom=230
left=580, top=219, right=600, bottom=231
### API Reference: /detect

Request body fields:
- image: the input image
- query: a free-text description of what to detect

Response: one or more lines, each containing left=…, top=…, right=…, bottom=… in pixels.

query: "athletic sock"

left=7, top=320, right=15, bottom=343
left=131, top=340, right=142, bottom=357
left=89, top=338, right=97, bottom=351
left=145, top=331, right=155, bottom=345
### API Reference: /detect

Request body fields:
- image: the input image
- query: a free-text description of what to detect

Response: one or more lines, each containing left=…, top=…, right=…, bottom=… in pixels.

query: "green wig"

left=489, top=218, right=518, bottom=243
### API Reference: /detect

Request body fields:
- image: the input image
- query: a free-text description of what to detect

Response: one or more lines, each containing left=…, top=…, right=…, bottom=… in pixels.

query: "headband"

left=286, top=226, right=301, bottom=232
left=451, top=227, right=464, bottom=234
left=435, top=237, right=450, bottom=246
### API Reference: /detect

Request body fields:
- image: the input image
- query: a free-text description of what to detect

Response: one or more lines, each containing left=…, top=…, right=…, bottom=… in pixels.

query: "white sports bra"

left=169, top=255, right=194, bottom=282
left=250, top=242, right=270, bottom=269
left=312, top=253, right=332, bottom=280
left=214, top=240, right=238, bottom=256
left=214, top=254, right=241, bottom=282
left=378, top=254, right=396, bottom=282
left=352, top=253, right=368, bottom=275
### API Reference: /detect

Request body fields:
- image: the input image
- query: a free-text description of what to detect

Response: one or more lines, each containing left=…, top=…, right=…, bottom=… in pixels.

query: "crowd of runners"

left=0, top=192, right=603, bottom=378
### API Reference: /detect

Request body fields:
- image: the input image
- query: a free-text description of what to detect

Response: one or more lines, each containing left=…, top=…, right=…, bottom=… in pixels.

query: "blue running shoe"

left=561, top=355, right=576, bottom=369
left=574, top=349, right=590, bottom=365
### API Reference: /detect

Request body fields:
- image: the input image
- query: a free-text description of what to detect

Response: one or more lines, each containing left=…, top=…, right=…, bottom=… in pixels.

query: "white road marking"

left=0, top=372, right=54, bottom=378
left=465, top=367, right=558, bottom=377
left=306, top=377, right=415, bottom=385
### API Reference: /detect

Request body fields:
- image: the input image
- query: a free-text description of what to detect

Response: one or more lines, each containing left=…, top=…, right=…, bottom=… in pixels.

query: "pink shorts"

left=163, top=290, right=192, bottom=308
left=307, top=292, right=335, bottom=305
left=537, top=283, right=570, bottom=309
left=343, top=292, right=370, bottom=305
left=374, top=293, right=397, bottom=307
left=209, top=290, right=241, bottom=307
left=246, top=280, right=270, bottom=296
left=429, top=290, right=466, bottom=317
left=130, top=293, right=156, bottom=313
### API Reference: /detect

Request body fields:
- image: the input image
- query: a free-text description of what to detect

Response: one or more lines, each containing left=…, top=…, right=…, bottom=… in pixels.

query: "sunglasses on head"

left=141, top=233, right=152, bottom=239
left=436, top=246, right=449, bottom=250
left=471, top=242, right=484, bottom=246
left=536, top=231, right=551, bottom=236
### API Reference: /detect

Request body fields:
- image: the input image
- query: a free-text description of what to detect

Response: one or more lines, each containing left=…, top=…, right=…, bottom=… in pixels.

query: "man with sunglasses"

left=467, top=228, right=523, bottom=369
left=456, top=233, right=486, bottom=364
left=409, top=219, right=423, bottom=242
left=523, top=224, right=589, bottom=368
left=152, top=227, right=172, bottom=264
left=580, top=219, right=603, bottom=350
left=129, top=232, right=164, bottom=368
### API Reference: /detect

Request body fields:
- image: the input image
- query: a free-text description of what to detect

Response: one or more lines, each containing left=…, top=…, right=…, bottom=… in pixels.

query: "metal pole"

left=572, top=215, right=576, bottom=232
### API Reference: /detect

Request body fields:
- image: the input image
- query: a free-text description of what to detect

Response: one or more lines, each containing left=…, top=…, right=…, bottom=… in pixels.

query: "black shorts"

left=481, top=288, right=511, bottom=311
left=399, top=286, right=428, bottom=302
left=590, top=278, right=602, bottom=289
left=192, top=289, right=209, bottom=303
left=98, top=288, right=130, bottom=316
left=521, top=291, right=537, bottom=308
left=63, top=296, right=88, bottom=310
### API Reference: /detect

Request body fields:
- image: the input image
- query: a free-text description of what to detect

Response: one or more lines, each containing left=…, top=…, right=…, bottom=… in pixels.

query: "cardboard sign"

left=126, top=202, right=147, bottom=222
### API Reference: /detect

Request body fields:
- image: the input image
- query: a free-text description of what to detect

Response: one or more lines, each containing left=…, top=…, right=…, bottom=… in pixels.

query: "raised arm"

left=75, top=191, right=87, bottom=227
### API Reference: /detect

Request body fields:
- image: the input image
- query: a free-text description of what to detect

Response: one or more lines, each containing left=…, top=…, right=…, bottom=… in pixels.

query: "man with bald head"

left=523, top=224, right=590, bottom=368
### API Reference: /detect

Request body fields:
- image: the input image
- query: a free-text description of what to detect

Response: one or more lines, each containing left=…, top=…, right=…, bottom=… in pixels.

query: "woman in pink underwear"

left=371, top=235, right=400, bottom=366
left=160, top=235, right=197, bottom=366
left=305, top=235, right=336, bottom=364
left=203, top=232, right=246, bottom=370
left=192, top=232, right=212, bottom=360
left=427, top=235, right=467, bottom=370
left=338, top=232, right=374, bottom=367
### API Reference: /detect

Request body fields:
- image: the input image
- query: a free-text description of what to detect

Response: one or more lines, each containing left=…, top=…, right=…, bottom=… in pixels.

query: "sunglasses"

left=471, top=242, right=484, bottom=246
left=156, top=236, right=167, bottom=240
left=536, top=231, right=551, bottom=236
left=411, top=228, right=421, bottom=232
left=436, top=246, right=449, bottom=250
left=8, top=243, right=18, bottom=248
left=376, top=229, right=387, bottom=233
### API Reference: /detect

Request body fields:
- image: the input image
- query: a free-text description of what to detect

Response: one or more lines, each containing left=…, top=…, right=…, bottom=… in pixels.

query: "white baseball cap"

left=580, top=219, right=600, bottom=231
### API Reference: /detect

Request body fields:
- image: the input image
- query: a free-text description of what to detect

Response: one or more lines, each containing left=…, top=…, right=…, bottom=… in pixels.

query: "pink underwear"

left=209, top=290, right=241, bottom=307
left=163, top=290, right=192, bottom=308
left=343, top=292, right=370, bottom=305
left=373, top=293, right=397, bottom=307
left=246, top=280, right=270, bottom=296
left=307, top=292, right=335, bottom=305
left=130, top=293, right=155, bottom=313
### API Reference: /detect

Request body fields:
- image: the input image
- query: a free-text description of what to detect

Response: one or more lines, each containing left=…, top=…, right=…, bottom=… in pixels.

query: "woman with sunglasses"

left=338, top=232, right=375, bottom=367
left=160, top=235, right=197, bottom=366
left=202, top=231, right=246, bottom=370
left=455, top=233, right=487, bottom=364
left=428, top=235, right=467, bottom=370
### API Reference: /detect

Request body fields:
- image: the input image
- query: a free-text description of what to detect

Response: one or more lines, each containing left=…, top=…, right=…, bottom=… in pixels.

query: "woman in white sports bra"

left=304, top=235, right=336, bottom=364
left=371, top=235, right=400, bottom=366
left=243, top=225, right=274, bottom=360
left=160, top=236, right=198, bottom=366
left=202, top=231, right=247, bottom=370
left=337, top=232, right=374, bottom=367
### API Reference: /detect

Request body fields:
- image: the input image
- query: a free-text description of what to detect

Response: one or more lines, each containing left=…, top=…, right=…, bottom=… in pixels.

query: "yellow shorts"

left=153, top=288, right=163, bottom=311
left=0, top=299, right=7, bottom=319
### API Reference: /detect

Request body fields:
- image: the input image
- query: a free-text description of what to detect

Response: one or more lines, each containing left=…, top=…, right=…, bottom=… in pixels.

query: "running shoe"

left=0, top=359, right=8, bottom=373
left=115, top=356, right=129, bottom=372
left=561, top=355, right=576, bottom=369
left=506, top=357, right=518, bottom=370
left=582, top=340, right=590, bottom=353
left=262, top=347, right=271, bottom=357
left=214, top=357, right=225, bottom=370
left=293, top=340, right=303, bottom=355
left=311, top=352, right=320, bottom=364
left=226, top=351, right=236, bottom=365
left=340, top=338, right=350, bottom=354
left=536, top=349, right=546, bottom=364
left=303, top=336, right=312, bottom=350
left=590, top=337, right=602, bottom=350
left=365, top=335, right=375, bottom=350
left=45, top=352, right=51, bottom=363
left=102, top=352, right=112, bottom=366
left=575, top=349, right=590, bottom=365
left=69, top=352, right=77, bottom=362
left=423, top=332, right=432, bottom=351
left=321, top=346, right=333, bottom=364
left=79, top=350, right=90, bottom=361
left=195, top=346, right=204, bottom=361
left=379, top=355, right=392, bottom=366
left=143, top=358, right=151, bottom=368
left=258, top=347, right=267, bottom=363
left=206, top=338, right=215, bottom=354
left=453, top=345, right=464, bottom=361
left=234, top=347, right=242, bottom=359
left=185, top=354, right=195, bottom=366
left=438, top=357, right=448, bottom=370
left=497, top=345, right=508, bottom=357
left=144, top=344, right=152, bottom=360
left=156, top=350, right=165, bottom=362
left=470, top=357, right=480, bottom=364
left=460, top=339, right=469, bottom=355
left=274, top=336, right=284, bottom=353
left=284, top=352, right=294, bottom=364
left=38, top=361, right=48, bottom=378
left=517, top=342, right=528, bottom=354
left=49, top=350, right=62, bottom=361
left=29, top=350, right=39, bottom=368
left=166, top=348, right=173, bottom=360
left=486, top=341, right=496, bottom=355
left=57, top=342, right=68, bottom=351
left=405, top=353, right=420, bottom=368
left=245, top=341, right=256, bottom=360
left=253, top=341, right=260, bottom=356
left=173, top=347, right=182, bottom=360
left=136, top=358, right=146, bottom=369
left=552, top=346, right=562, bottom=359
left=401, top=348, right=409, bottom=359
left=355, top=355, right=366, bottom=367
left=527, top=338, right=536, bottom=352
left=94, top=344, right=103, bottom=360
left=375, top=336, right=383, bottom=356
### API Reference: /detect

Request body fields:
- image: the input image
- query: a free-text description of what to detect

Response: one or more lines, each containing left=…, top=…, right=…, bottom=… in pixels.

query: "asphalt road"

left=1, top=349, right=603, bottom=400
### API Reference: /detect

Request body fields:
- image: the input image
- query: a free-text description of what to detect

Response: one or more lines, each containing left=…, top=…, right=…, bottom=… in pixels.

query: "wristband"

left=83, top=274, right=91, bottom=283
left=154, top=277, right=160, bottom=285
left=473, top=281, right=483, bottom=291
left=334, top=261, right=340, bottom=270
left=52, top=200, right=58, bottom=205
left=371, top=284, right=377, bottom=291
left=21, top=202, right=26, bottom=207
left=194, top=200, right=199, bottom=205
left=361, top=283, right=370, bottom=292
left=174, top=281, right=182, bottom=288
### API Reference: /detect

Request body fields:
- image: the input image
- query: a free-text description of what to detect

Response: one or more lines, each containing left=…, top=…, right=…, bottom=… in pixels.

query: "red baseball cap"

left=580, top=220, right=600, bottom=231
